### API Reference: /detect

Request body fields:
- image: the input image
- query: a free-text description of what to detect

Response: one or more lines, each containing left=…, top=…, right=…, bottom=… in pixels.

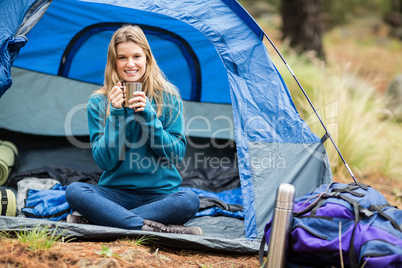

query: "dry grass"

left=324, top=17, right=402, bottom=94
left=0, top=238, right=260, bottom=268
left=264, top=15, right=402, bottom=183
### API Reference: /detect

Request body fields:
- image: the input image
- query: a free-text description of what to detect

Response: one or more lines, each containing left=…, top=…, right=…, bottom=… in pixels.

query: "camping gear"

left=0, top=188, right=17, bottom=217
left=0, top=140, right=18, bottom=186
left=0, top=0, right=333, bottom=252
left=262, top=183, right=295, bottom=268
left=261, top=182, right=402, bottom=267
left=123, top=82, right=142, bottom=107
left=22, top=184, right=72, bottom=221
left=16, top=177, right=60, bottom=213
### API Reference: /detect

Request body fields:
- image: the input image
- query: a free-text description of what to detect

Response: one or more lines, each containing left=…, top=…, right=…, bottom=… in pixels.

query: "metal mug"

left=124, top=82, right=142, bottom=107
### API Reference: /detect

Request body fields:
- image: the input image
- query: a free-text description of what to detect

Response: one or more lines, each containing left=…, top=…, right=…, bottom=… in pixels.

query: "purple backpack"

left=261, top=182, right=402, bottom=267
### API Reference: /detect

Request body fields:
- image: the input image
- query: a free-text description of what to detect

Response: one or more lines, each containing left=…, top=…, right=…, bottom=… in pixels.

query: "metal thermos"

left=266, top=183, right=295, bottom=268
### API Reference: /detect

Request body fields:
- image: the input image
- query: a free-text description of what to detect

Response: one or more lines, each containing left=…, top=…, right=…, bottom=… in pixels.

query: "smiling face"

left=116, top=41, right=147, bottom=82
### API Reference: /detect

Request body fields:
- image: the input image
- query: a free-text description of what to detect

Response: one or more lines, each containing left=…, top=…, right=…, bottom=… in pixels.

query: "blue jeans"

left=65, top=182, right=200, bottom=230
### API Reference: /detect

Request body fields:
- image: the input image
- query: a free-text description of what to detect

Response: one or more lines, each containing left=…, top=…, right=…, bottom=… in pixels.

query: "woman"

left=65, top=25, right=202, bottom=236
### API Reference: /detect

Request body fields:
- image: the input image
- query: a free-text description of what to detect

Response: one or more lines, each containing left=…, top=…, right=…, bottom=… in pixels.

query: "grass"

left=92, top=236, right=158, bottom=259
left=0, top=230, right=11, bottom=241
left=15, top=224, right=71, bottom=253
left=130, top=234, right=155, bottom=246
left=263, top=16, right=402, bottom=181
left=95, top=244, right=120, bottom=258
left=392, top=188, right=402, bottom=206
left=154, top=248, right=171, bottom=261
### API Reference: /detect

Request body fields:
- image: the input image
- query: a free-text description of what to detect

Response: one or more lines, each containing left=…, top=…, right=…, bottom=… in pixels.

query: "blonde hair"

left=93, top=25, right=179, bottom=117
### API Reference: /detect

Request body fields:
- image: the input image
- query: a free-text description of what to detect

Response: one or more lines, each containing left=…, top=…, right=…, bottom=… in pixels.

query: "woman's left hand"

left=128, top=91, right=147, bottom=112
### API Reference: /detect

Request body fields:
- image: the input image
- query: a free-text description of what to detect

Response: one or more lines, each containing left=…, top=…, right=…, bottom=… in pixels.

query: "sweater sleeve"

left=87, top=94, right=127, bottom=171
left=135, top=93, right=187, bottom=164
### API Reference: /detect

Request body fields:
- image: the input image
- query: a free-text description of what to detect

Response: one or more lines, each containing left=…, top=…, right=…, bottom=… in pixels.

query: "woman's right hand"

left=109, top=82, right=125, bottom=109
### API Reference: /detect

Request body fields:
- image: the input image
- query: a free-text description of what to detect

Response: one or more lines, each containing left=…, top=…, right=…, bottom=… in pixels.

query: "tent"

left=0, top=0, right=332, bottom=253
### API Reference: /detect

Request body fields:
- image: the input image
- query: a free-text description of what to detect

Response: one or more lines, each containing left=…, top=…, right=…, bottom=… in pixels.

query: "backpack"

left=260, top=182, right=402, bottom=268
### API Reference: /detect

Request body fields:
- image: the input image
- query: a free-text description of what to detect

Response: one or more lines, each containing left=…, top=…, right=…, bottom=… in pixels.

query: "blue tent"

left=0, top=0, right=332, bottom=251
left=0, top=0, right=51, bottom=96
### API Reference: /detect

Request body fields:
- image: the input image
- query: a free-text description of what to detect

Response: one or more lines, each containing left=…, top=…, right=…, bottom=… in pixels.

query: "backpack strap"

left=331, top=187, right=365, bottom=197
left=331, top=193, right=366, bottom=268
left=369, top=204, right=402, bottom=232
left=294, top=183, right=335, bottom=217
left=332, top=183, right=379, bottom=268
left=331, top=182, right=369, bottom=196
left=294, top=193, right=326, bottom=217
left=309, top=196, right=327, bottom=216
left=348, top=222, right=360, bottom=268
left=0, top=188, right=8, bottom=216
left=307, top=191, right=373, bottom=220
left=336, top=194, right=374, bottom=220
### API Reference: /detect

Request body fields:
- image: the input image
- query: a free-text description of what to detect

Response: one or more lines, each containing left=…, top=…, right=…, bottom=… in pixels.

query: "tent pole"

left=262, top=32, right=357, bottom=184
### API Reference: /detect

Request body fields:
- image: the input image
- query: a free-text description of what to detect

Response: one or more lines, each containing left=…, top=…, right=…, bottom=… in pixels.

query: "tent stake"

left=262, top=32, right=357, bottom=184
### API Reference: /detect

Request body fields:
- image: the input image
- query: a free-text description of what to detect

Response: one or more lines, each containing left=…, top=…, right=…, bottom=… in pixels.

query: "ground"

left=0, top=175, right=400, bottom=268
left=0, top=238, right=260, bottom=268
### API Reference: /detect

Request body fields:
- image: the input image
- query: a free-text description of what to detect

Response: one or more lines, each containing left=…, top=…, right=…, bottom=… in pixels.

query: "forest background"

left=242, top=0, right=402, bottom=206
left=1, top=1, right=401, bottom=267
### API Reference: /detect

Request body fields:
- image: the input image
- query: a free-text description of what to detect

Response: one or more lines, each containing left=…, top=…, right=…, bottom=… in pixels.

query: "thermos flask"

left=266, top=183, right=295, bottom=268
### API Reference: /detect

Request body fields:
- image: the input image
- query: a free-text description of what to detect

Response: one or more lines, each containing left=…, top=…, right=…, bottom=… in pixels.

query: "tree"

left=391, top=0, right=402, bottom=13
left=281, top=0, right=325, bottom=60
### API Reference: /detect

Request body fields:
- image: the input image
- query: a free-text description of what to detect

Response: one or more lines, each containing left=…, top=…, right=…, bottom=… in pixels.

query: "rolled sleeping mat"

left=0, top=188, right=17, bottom=216
left=0, top=140, right=18, bottom=186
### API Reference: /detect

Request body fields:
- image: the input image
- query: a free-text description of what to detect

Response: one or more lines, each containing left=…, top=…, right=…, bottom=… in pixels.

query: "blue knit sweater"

left=87, top=92, right=186, bottom=193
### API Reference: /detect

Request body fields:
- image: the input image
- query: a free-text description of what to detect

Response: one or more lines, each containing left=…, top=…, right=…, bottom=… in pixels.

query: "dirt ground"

left=0, top=238, right=260, bottom=268
left=0, top=175, right=400, bottom=268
